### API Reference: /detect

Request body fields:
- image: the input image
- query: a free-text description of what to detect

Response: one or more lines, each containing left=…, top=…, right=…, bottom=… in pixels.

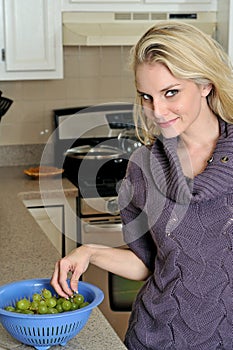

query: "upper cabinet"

left=0, top=0, right=63, bottom=81
left=65, top=0, right=211, bottom=2
left=0, top=0, right=232, bottom=80
left=62, top=0, right=218, bottom=12
left=144, top=0, right=212, bottom=2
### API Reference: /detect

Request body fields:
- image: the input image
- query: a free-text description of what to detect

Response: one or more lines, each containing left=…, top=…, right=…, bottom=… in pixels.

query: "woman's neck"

left=178, top=115, right=220, bottom=178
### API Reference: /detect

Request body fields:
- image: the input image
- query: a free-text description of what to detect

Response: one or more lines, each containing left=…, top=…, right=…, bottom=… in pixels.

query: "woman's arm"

left=50, top=244, right=150, bottom=298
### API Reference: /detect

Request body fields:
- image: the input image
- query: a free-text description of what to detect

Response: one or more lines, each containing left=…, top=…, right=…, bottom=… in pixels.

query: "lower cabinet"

left=23, top=197, right=77, bottom=257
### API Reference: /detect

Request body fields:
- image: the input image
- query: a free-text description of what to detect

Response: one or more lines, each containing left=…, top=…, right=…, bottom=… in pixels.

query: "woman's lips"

left=156, top=117, right=179, bottom=128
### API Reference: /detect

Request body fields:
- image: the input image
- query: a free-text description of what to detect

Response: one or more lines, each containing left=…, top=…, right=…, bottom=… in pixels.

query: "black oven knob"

left=106, top=198, right=119, bottom=215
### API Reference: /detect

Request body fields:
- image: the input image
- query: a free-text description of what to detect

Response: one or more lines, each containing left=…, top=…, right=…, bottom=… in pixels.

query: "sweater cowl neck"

left=149, top=118, right=233, bottom=204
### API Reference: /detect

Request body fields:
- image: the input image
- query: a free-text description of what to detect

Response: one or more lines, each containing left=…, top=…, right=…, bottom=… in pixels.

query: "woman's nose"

left=152, top=100, right=168, bottom=118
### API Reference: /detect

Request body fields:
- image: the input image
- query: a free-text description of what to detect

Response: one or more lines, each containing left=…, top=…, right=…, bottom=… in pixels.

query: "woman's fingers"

left=50, top=260, right=74, bottom=298
left=50, top=246, right=92, bottom=297
left=50, top=261, right=66, bottom=297
left=70, top=270, right=80, bottom=293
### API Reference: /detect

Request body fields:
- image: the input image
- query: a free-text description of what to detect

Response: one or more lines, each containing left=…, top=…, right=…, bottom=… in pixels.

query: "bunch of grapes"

left=4, top=288, right=89, bottom=315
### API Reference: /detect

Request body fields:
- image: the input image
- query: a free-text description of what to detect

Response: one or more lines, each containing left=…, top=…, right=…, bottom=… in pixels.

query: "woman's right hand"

left=51, top=243, right=150, bottom=299
left=50, top=245, right=92, bottom=298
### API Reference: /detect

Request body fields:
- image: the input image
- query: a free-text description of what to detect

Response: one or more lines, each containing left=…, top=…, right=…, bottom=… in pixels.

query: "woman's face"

left=135, top=62, right=212, bottom=138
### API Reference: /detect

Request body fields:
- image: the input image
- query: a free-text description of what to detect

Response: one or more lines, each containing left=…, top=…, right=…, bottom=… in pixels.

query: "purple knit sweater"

left=118, top=119, right=233, bottom=350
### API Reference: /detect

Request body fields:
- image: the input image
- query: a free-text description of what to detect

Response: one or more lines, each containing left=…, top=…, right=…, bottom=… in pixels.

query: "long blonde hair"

left=130, top=21, right=233, bottom=144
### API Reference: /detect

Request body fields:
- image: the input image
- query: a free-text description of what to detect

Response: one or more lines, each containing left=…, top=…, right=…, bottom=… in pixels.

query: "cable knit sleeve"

left=118, top=148, right=156, bottom=272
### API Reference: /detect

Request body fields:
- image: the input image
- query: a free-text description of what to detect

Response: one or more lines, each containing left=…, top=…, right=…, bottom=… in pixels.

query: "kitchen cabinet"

left=66, top=0, right=211, bottom=2
left=228, top=1, right=233, bottom=64
left=62, top=0, right=218, bottom=12
left=26, top=205, right=64, bottom=256
left=145, top=0, right=212, bottom=3
left=68, top=0, right=140, bottom=2
left=0, top=0, right=63, bottom=80
left=23, top=197, right=77, bottom=257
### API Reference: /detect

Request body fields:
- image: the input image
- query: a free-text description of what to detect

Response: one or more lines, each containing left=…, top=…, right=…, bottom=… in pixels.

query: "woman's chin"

left=159, top=127, right=179, bottom=139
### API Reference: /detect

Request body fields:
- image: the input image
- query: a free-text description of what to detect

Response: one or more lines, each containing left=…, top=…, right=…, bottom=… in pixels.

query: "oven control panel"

left=80, top=197, right=119, bottom=216
left=105, top=198, right=119, bottom=215
left=105, top=111, right=134, bottom=130
left=54, top=103, right=135, bottom=140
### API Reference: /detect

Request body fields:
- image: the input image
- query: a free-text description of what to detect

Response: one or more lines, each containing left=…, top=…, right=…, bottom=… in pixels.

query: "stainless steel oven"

left=53, top=103, right=143, bottom=341
left=78, top=196, right=124, bottom=247
left=83, top=264, right=144, bottom=341
left=78, top=195, right=144, bottom=341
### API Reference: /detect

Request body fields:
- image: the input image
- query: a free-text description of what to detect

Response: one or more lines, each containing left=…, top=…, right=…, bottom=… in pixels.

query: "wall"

left=0, top=46, right=135, bottom=146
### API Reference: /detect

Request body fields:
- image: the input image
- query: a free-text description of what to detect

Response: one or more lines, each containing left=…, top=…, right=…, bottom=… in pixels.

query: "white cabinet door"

left=64, top=0, right=140, bottom=3
left=28, top=205, right=64, bottom=256
left=62, top=0, right=216, bottom=10
left=145, top=0, right=212, bottom=3
left=227, top=0, right=233, bottom=63
left=0, top=0, right=63, bottom=80
left=64, top=0, right=210, bottom=3
left=23, top=197, right=77, bottom=257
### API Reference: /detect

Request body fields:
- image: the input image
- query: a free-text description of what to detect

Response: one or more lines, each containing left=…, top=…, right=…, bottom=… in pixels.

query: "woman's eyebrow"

left=136, top=89, right=145, bottom=94
left=160, top=83, right=181, bottom=92
left=137, top=84, right=181, bottom=95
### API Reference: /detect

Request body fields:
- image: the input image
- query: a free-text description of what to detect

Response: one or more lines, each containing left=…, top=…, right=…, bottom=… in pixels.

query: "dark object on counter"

left=0, top=91, right=13, bottom=121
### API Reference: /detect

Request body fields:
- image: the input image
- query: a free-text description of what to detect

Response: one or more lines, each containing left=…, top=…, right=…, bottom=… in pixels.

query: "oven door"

left=81, top=215, right=125, bottom=247
left=82, top=260, right=144, bottom=341
left=80, top=215, right=144, bottom=341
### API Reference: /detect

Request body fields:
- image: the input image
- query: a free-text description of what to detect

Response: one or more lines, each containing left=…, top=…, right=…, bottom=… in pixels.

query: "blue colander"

left=0, top=278, right=104, bottom=350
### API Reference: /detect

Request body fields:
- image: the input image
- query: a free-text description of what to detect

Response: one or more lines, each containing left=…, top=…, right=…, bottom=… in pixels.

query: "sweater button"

left=166, top=231, right=173, bottom=237
left=207, top=156, right=214, bottom=164
left=221, top=156, right=229, bottom=163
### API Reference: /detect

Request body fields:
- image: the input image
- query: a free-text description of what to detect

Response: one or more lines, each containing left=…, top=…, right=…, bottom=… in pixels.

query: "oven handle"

left=83, top=222, right=122, bottom=233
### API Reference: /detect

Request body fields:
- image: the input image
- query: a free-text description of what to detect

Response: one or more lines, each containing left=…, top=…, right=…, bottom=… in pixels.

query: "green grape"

left=38, top=304, right=48, bottom=314
left=73, top=294, right=84, bottom=306
left=5, top=306, right=15, bottom=312
left=4, top=287, right=89, bottom=315
left=70, top=301, right=79, bottom=311
left=57, top=297, right=66, bottom=305
left=56, top=304, right=63, bottom=313
left=32, top=293, right=42, bottom=302
left=62, top=300, right=72, bottom=311
left=45, top=297, right=57, bottom=308
left=30, top=301, right=39, bottom=311
left=22, top=309, right=34, bottom=314
left=42, top=288, right=52, bottom=299
left=47, top=307, right=58, bottom=314
left=79, top=302, right=90, bottom=308
left=16, top=298, right=30, bottom=311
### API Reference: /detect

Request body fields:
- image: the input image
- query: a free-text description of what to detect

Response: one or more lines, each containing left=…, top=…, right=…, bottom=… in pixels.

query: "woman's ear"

left=201, top=83, right=212, bottom=97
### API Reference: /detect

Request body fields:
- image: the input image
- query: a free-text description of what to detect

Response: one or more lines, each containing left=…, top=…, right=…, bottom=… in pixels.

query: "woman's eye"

left=140, top=93, right=152, bottom=101
left=166, top=89, right=179, bottom=97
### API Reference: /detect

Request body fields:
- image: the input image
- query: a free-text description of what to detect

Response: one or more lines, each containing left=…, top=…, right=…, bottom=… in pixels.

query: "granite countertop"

left=0, top=166, right=127, bottom=350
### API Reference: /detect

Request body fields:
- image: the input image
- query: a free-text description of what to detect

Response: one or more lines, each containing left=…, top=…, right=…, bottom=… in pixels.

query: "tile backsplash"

left=0, top=46, right=135, bottom=146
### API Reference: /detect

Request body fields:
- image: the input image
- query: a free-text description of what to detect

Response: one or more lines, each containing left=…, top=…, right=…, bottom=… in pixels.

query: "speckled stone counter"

left=0, top=166, right=127, bottom=350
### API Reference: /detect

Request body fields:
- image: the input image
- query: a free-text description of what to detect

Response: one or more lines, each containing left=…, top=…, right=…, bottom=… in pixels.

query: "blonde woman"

left=51, top=22, right=233, bottom=349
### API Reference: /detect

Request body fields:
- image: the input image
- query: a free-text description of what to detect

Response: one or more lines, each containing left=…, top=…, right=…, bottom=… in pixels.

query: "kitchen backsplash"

left=0, top=46, right=135, bottom=147
left=0, top=144, right=48, bottom=167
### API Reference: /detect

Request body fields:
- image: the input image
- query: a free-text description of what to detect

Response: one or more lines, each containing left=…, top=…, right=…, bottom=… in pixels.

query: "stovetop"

left=53, top=103, right=137, bottom=198
left=69, top=177, right=120, bottom=197
left=64, top=158, right=128, bottom=197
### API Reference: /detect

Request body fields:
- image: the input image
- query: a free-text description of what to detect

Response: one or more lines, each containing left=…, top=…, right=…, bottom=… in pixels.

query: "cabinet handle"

left=1, top=49, right=5, bottom=61
left=84, top=222, right=122, bottom=233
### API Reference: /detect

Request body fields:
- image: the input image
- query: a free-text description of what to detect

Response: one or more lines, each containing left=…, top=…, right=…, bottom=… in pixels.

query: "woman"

left=51, top=22, right=233, bottom=349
